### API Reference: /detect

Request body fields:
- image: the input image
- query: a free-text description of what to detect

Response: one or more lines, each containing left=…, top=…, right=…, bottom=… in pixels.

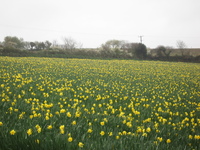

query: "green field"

left=0, top=57, right=200, bottom=150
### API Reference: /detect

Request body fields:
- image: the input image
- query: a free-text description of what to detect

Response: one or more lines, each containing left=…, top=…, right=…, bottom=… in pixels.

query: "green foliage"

left=45, top=41, right=52, bottom=49
left=30, top=42, right=36, bottom=50
left=0, top=57, right=200, bottom=149
left=134, top=43, right=147, bottom=59
left=0, top=36, right=199, bottom=62
left=156, top=45, right=167, bottom=57
left=155, top=46, right=173, bottom=57
left=3, top=36, right=24, bottom=49
left=124, top=43, right=147, bottom=59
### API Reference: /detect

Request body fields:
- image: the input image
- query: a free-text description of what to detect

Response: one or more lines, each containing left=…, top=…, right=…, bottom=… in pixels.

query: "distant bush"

left=123, top=43, right=147, bottom=59
left=134, top=43, right=147, bottom=59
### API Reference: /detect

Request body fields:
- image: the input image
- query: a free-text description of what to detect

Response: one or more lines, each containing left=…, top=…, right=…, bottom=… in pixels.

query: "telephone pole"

left=138, top=36, right=143, bottom=43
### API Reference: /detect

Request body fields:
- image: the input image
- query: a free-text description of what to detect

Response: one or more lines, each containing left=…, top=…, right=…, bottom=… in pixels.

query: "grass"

left=0, top=56, right=200, bottom=150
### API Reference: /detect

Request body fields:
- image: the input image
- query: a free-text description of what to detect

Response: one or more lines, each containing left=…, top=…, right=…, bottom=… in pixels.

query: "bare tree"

left=100, top=40, right=127, bottom=58
left=62, top=37, right=82, bottom=51
left=52, top=40, right=58, bottom=47
left=51, top=40, right=63, bottom=50
left=176, top=40, right=187, bottom=56
left=103, top=40, right=125, bottom=49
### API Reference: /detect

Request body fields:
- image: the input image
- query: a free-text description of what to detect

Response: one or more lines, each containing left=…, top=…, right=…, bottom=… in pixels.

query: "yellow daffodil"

left=10, top=130, right=16, bottom=135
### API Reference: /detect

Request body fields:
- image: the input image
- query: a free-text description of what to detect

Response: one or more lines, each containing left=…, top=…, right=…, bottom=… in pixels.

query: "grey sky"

left=0, top=0, right=200, bottom=48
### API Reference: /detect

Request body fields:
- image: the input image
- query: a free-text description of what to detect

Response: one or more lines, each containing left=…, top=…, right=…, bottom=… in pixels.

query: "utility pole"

left=138, top=36, right=143, bottom=43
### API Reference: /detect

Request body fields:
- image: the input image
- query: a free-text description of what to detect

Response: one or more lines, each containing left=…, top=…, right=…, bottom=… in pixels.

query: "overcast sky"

left=0, top=0, right=200, bottom=48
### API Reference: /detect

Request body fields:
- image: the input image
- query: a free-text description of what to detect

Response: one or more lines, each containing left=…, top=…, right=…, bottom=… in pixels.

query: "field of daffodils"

left=0, top=57, right=199, bottom=149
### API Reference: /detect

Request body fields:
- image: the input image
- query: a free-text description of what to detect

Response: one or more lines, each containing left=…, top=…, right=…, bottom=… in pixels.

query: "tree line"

left=0, top=36, right=147, bottom=59
left=0, top=36, right=199, bottom=62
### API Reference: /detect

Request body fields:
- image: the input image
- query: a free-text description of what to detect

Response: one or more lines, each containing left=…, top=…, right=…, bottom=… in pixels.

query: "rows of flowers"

left=0, top=57, right=200, bottom=149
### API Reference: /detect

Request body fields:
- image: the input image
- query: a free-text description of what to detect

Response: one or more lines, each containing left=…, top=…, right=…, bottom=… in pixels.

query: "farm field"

left=0, top=56, right=200, bottom=150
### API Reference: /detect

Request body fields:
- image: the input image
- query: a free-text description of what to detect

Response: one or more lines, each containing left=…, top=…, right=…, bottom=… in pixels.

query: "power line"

left=0, top=24, right=139, bottom=37
left=1, top=24, right=200, bottom=45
